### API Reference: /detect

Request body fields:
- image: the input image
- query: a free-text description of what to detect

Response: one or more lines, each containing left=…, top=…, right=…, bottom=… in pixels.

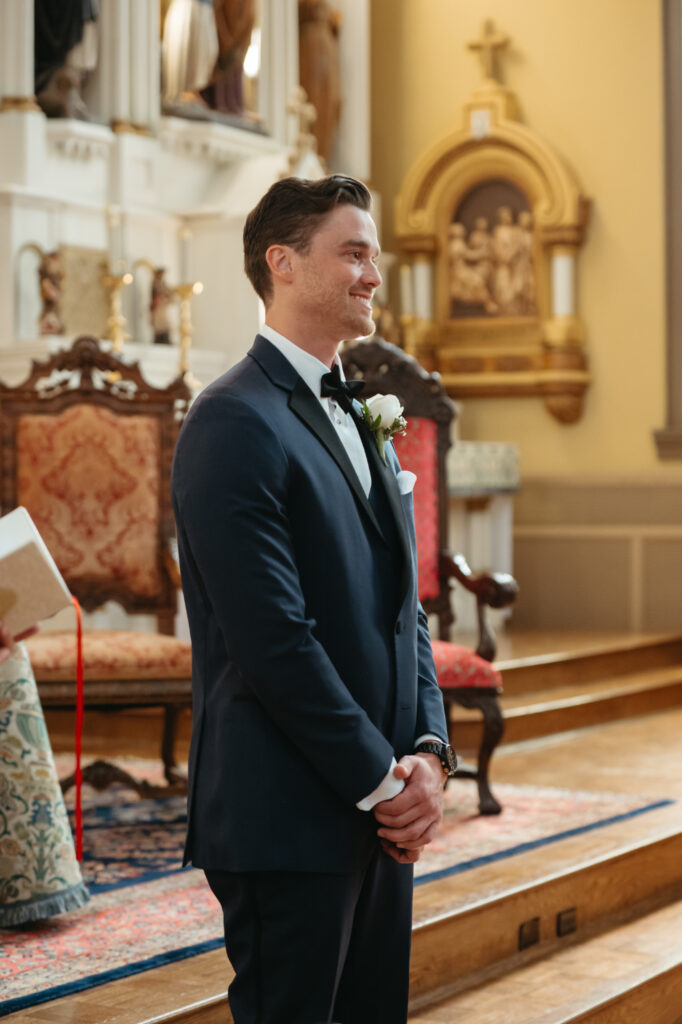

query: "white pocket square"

left=396, top=470, right=417, bottom=495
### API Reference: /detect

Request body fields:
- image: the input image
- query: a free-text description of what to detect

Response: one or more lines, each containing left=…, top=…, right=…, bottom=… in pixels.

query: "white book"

left=0, top=506, right=72, bottom=637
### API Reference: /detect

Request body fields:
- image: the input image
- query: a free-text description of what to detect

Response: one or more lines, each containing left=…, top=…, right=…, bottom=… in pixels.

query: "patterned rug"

left=0, top=758, right=672, bottom=1018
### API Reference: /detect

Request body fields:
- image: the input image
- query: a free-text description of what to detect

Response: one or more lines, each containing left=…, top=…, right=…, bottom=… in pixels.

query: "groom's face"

left=290, top=204, right=382, bottom=343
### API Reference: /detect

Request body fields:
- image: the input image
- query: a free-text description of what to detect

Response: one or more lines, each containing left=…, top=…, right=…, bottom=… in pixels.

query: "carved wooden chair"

left=0, top=337, right=192, bottom=798
left=342, top=338, right=518, bottom=814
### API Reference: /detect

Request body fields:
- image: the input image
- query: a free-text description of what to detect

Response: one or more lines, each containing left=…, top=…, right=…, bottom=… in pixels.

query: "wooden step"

left=496, top=634, right=682, bottom=696
left=12, top=804, right=681, bottom=1024
left=409, top=899, right=682, bottom=1023
left=451, top=665, right=682, bottom=749
left=408, top=803, right=682, bottom=1005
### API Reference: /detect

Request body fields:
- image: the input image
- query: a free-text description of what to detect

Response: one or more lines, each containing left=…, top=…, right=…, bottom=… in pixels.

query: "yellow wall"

left=370, top=0, right=675, bottom=478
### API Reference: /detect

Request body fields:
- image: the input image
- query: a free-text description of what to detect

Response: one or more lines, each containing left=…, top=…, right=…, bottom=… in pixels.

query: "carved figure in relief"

left=34, top=0, right=99, bottom=120
left=150, top=269, right=174, bottom=345
left=467, top=217, right=497, bottom=312
left=447, top=223, right=495, bottom=310
left=163, top=0, right=256, bottom=117
left=298, top=0, right=343, bottom=163
left=448, top=206, right=537, bottom=318
left=163, top=0, right=219, bottom=101
left=37, top=250, right=65, bottom=336
left=491, top=206, right=517, bottom=312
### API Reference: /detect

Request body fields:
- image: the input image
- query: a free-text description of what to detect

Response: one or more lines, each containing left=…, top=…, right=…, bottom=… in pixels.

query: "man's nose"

left=364, top=262, right=382, bottom=289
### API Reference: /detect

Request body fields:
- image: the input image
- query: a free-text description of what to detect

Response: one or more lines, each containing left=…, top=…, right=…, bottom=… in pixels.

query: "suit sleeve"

left=173, top=392, right=396, bottom=806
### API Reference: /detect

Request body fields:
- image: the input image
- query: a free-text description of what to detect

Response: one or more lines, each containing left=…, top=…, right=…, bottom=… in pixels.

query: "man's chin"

left=347, top=318, right=376, bottom=342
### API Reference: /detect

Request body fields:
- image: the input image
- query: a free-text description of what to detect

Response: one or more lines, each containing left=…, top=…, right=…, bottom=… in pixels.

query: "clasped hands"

left=374, top=753, right=444, bottom=864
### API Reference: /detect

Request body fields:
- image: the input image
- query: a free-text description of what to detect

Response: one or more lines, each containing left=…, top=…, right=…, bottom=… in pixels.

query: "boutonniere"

left=360, top=393, right=407, bottom=463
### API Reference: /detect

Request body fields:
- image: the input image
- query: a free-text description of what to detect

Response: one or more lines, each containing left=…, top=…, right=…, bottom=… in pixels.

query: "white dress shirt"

left=259, top=325, right=444, bottom=810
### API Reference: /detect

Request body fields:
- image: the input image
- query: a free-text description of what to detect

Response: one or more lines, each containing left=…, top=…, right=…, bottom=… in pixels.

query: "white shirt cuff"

left=414, top=733, right=447, bottom=747
left=356, top=758, right=405, bottom=811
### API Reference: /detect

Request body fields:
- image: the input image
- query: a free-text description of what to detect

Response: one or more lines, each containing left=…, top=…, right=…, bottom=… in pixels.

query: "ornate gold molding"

left=394, top=20, right=591, bottom=423
left=1, top=96, right=41, bottom=113
left=111, top=118, right=151, bottom=136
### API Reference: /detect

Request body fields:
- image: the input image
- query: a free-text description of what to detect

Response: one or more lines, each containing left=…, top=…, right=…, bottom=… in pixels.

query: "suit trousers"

left=205, top=846, right=414, bottom=1024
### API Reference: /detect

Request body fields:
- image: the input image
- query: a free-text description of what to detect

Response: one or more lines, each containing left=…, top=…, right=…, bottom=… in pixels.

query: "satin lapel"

left=289, top=379, right=386, bottom=543
left=354, top=411, right=412, bottom=599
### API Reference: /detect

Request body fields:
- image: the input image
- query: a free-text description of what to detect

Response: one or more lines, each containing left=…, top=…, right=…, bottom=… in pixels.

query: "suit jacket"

left=171, top=335, right=447, bottom=873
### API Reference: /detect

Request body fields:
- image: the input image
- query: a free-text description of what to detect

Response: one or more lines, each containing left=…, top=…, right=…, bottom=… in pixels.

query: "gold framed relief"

left=395, top=20, right=591, bottom=423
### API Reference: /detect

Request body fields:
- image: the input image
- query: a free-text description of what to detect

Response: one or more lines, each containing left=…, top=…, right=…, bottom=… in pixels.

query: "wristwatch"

left=415, top=741, right=458, bottom=779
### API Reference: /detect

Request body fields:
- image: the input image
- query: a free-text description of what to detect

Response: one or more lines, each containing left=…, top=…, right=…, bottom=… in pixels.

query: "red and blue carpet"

left=0, top=760, right=672, bottom=1017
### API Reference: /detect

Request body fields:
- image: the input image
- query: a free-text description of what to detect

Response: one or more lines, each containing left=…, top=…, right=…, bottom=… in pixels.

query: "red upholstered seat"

left=430, top=640, right=502, bottom=691
left=26, top=630, right=192, bottom=682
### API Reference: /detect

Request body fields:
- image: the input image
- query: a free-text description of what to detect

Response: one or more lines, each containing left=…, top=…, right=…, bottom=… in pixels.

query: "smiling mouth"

left=351, top=294, right=373, bottom=308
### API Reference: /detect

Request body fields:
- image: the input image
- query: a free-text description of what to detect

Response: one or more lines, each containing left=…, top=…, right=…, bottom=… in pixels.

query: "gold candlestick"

left=102, top=265, right=133, bottom=354
left=172, top=281, right=203, bottom=386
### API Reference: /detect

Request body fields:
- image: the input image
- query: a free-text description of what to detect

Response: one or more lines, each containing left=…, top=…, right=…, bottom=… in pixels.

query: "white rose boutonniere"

left=360, top=393, right=407, bottom=463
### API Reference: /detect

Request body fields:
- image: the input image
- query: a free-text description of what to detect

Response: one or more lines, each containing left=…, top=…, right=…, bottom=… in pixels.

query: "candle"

left=179, top=225, right=192, bottom=283
left=107, top=206, right=122, bottom=269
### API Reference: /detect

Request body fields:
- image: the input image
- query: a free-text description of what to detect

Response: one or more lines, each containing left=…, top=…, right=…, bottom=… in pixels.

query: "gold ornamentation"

left=0, top=96, right=41, bottom=113
left=394, top=22, right=591, bottom=423
left=467, top=20, right=509, bottom=82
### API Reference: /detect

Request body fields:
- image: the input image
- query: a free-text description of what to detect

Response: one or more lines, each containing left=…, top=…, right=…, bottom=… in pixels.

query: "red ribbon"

left=72, top=595, right=84, bottom=860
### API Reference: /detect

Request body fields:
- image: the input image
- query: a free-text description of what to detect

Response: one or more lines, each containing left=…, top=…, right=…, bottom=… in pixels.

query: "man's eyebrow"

left=340, top=237, right=382, bottom=255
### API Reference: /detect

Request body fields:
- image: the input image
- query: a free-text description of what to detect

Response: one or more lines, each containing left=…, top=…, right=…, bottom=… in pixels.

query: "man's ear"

left=265, top=244, right=294, bottom=285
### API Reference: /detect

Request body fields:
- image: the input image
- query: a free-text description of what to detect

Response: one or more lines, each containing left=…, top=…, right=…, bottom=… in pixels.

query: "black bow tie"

left=320, top=363, right=365, bottom=415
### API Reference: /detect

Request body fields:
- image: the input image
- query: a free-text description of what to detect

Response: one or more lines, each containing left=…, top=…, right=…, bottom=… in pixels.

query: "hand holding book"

left=0, top=619, right=39, bottom=665
left=0, top=507, right=72, bottom=638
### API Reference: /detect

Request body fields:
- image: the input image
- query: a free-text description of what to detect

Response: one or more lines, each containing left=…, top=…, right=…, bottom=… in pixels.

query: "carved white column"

left=412, top=255, right=433, bottom=320
left=331, top=0, right=370, bottom=179
left=88, top=0, right=132, bottom=127
left=0, top=0, right=38, bottom=109
left=262, top=0, right=299, bottom=145
left=129, top=0, right=159, bottom=129
left=551, top=247, right=576, bottom=317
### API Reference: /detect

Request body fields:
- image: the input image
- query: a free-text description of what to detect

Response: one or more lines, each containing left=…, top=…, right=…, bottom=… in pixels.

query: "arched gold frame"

left=395, top=83, right=591, bottom=423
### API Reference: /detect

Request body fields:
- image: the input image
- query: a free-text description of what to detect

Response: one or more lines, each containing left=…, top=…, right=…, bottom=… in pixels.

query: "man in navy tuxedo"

left=171, top=175, right=454, bottom=1024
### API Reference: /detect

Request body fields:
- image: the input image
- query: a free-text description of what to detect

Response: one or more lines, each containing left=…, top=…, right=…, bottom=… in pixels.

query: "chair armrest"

left=441, top=552, right=519, bottom=608
left=440, top=552, right=519, bottom=661
left=165, top=538, right=182, bottom=590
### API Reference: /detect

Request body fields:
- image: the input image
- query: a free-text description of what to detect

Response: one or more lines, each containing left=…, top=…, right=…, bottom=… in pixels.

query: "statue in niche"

left=448, top=206, right=537, bottom=318
left=201, top=0, right=256, bottom=115
left=34, top=0, right=99, bottom=120
left=37, top=250, right=65, bottom=335
left=298, top=0, right=342, bottom=164
left=163, top=0, right=256, bottom=118
left=150, top=269, right=174, bottom=345
left=447, top=223, right=497, bottom=313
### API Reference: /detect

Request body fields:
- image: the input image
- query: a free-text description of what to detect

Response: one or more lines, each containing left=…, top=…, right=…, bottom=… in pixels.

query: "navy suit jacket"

left=171, top=336, right=447, bottom=873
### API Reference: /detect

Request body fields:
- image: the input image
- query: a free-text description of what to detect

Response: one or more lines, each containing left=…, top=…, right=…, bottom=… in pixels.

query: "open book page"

left=0, top=507, right=72, bottom=636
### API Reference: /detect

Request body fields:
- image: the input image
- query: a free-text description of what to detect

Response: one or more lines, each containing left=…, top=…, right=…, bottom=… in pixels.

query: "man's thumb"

left=393, top=759, right=413, bottom=781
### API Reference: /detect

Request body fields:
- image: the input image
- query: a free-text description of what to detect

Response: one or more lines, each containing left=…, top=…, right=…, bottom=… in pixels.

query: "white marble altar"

left=0, top=0, right=372, bottom=390
left=447, top=441, right=520, bottom=635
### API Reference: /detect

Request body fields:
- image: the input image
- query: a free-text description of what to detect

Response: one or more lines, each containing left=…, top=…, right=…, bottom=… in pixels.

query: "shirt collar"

left=259, top=323, right=344, bottom=397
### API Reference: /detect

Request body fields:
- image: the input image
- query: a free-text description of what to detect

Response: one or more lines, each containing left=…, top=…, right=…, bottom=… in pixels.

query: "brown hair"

left=243, top=175, right=372, bottom=304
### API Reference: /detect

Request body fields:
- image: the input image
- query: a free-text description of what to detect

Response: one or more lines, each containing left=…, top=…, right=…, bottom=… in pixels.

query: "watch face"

left=445, top=745, right=458, bottom=773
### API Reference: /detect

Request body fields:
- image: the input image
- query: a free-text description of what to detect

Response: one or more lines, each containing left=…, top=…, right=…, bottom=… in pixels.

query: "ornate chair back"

left=342, top=337, right=456, bottom=637
left=342, top=338, right=518, bottom=815
left=0, top=337, right=193, bottom=798
left=0, top=336, right=190, bottom=634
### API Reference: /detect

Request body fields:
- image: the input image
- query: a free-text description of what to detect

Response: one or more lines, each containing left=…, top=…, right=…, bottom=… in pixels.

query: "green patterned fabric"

left=0, top=643, right=89, bottom=926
